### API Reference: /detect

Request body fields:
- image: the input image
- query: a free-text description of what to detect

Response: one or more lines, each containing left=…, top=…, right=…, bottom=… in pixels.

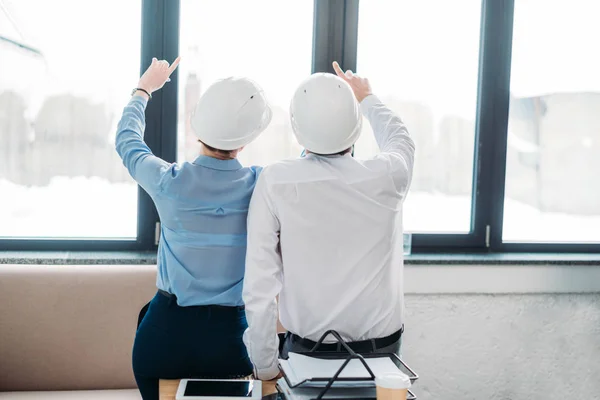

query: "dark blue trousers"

left=132, top=291, right=253, bottom=400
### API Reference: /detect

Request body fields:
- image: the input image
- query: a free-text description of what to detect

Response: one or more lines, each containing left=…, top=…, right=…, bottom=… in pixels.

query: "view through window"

left=356, top=0, right=482, bottom=234
left=0, top=0, right=140, bottom=239
left=5, top=0, right=596, bottom=245
left=503, top=0, right=600, bottom=243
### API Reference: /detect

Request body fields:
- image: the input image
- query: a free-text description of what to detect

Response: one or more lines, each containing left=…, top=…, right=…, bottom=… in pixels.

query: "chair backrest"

left=0, top=264, right=156, bottom=391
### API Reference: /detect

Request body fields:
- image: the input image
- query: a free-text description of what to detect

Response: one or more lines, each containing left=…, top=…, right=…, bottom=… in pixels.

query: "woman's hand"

left=137, top=56, right=181, bottom=95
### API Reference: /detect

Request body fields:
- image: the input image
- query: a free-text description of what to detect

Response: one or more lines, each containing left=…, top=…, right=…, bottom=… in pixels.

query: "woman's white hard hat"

left=290, top=73, right=362, bottom=155
left=191, top=77, right=272, bottom=151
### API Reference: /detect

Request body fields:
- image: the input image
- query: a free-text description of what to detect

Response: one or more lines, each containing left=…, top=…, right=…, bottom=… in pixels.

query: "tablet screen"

left=183, top=380, right=254, bottom=397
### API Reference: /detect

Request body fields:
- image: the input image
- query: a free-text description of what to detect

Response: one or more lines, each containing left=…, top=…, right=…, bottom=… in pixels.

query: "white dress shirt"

left=242, top=94, right=416, bottom=380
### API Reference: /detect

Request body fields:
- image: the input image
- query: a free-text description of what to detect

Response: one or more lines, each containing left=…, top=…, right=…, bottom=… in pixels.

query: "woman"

left=115, top=57, right=272, bottom=399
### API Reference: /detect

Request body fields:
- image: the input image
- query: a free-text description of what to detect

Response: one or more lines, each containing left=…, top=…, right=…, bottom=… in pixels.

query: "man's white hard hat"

left=290, top=73, right=362, bottom=155
left=191, top=77, right=272, bottom=150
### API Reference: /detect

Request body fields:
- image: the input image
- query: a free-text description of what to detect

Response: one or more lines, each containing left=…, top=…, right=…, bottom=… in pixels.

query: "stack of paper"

left=279, top=353, right=401, bottom=388
left=277, top=376, right=378, bottom=400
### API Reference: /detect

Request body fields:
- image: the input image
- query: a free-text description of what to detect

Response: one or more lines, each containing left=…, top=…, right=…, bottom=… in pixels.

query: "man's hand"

left=264, top=371, right=284, bottom=382
left=272, top=371, right=284, bottom=380
left=137, top=56, right=181, bottom=95
left=332, top=61, right=372, bottom=103
left=255, top=371, right=284, bottom=381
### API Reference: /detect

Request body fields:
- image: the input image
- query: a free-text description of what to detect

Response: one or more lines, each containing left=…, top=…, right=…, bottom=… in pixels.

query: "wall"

left=1, top=257, right=596, bottom=399
left=401, top=265, right=600, bottom=400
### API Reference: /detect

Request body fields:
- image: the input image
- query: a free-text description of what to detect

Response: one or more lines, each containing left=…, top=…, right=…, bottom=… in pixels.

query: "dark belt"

left=287, top=326, right=403, bottom=353
left=158, top=289, right=245, bottom=311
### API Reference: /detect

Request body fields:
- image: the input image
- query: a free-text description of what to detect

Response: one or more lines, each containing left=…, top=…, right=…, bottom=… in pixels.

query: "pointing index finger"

left=168, top=56, right=181, bottom=74
left=332, top=61, right=348, bottom=81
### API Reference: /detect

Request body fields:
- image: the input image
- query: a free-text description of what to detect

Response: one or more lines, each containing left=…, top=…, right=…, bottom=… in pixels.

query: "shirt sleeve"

left=242, top=169, right=283, bottom=381
left=360, top=94, right=416, bottom=195
left=115, top=96, right=172, bottom=195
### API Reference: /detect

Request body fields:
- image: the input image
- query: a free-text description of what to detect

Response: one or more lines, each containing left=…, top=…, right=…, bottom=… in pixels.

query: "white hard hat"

left=290, top=73, right=362, bottom=155
left=191, top=77, right=272, bottom=150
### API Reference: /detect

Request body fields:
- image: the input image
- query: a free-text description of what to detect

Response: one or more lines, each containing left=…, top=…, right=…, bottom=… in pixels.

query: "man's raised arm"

left=332, top=61, right=415, bottom=194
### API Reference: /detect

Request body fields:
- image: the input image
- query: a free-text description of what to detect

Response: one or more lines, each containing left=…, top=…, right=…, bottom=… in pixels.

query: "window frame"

left=480, top=0, right=600, bottom=254
left=3, top=0, right=598, bottom=254
left=0, top=0, right=172, bottom=251
left=486, top=0, right=600, bottom=254
left=346, top=0, right=492, bottom=252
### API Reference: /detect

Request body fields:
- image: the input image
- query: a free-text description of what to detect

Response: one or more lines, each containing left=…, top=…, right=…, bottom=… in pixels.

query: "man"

left=242, top=61, right=415, bottom=380
left=115, top=57, right=272, bottom=399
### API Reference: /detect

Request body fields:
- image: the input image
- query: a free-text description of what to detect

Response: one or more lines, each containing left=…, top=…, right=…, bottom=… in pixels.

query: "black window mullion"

left=160, top=0, right=180, bottom=165
left=137, top=0, right=168, bottom=250
left=474, top=0, right=515, bottom=252
left=312, top=0, right=357, bottom=74
left=341, top=0, right=359, bottom=72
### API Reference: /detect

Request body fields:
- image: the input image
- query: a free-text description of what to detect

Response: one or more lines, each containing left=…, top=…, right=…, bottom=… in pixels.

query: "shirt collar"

left=192, top=155, right=242, bottom=171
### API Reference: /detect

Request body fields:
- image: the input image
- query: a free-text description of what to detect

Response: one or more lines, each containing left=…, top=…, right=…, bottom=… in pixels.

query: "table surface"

left=159, top=379, right=279, bottom=400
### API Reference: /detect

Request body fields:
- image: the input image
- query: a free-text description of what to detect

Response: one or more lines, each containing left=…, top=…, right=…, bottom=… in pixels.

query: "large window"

left=2, top=0, right=598, bottom=253
left=0, top=0, right=140, bottom=239
left=356, top=0, right=482, bottom=234
left=177, top=0, right=313, bottom=166
left=503, top=0, right=600, bottom=243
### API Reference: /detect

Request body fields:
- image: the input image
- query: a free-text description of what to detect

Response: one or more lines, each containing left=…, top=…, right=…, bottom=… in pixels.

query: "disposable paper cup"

left=375, top=373, right=411, bottom=400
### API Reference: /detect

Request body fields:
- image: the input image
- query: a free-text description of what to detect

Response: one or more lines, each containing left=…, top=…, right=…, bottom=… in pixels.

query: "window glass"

left=178, top=0, right=313, bottom=165
left=356, top=0, right=482, bottom=233
left=503, top=0, right=600, bottom=243
left=0, top=0, right=141, bottom=238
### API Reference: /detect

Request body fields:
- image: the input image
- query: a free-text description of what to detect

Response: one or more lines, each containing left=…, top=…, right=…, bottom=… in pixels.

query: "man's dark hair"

left=198, top=140, right=234, bottom=157
left=334, top=147, right=353, bottom=156
left=313, top=147, right=353, bottom=156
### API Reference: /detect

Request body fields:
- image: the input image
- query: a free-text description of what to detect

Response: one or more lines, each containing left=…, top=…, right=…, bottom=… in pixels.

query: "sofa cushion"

left=0, top=264, right=156, bottom=392
left=0, top=389, right=141, bottom=399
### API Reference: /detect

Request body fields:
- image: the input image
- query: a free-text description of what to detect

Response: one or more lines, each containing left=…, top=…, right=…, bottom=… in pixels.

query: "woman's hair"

left=199, top=140, right=235, bottom=157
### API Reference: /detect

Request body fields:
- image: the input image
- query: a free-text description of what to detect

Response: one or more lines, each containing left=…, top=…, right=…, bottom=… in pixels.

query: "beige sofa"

left=0, top=264, right=157, bottom=399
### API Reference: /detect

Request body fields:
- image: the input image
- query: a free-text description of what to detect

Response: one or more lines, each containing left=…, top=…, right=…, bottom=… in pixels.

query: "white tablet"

left=176, top=379, right=262, bottom=400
